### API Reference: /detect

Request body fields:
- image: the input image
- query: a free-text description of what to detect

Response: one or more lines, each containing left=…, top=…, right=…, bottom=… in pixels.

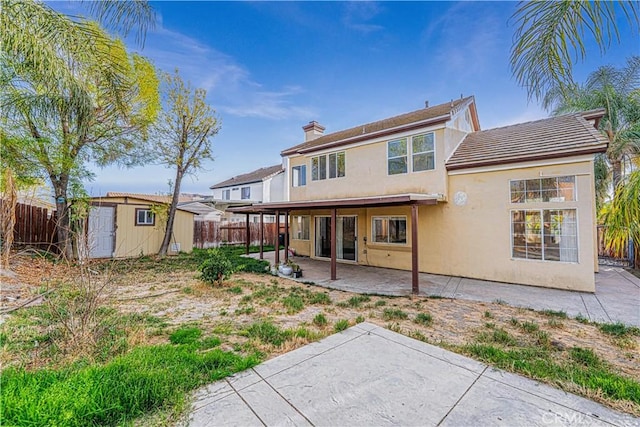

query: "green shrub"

left=169, top=327, right=202, bottom=345
left=520, top=321, right=539, bottom=333
left=334, top=319, right=349, bottom=332
left=313, top=313, right=327, bottom=327
left=199, top=249, right=233, bottom=285
left=374, top=300, right=387, bottom=307
left=414, top=312, right=433, bottom=326
left=355, top=315, right=365, bottom=323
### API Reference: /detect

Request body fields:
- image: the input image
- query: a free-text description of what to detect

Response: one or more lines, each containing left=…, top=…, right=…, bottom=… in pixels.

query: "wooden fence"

left=1, top=201, right=58, bottom=251
left=194, top=221, right=278, bottom=249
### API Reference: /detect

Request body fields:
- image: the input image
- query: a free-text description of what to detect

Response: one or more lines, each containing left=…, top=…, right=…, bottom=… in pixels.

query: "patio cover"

left=228, top=194, right=441, bottom=294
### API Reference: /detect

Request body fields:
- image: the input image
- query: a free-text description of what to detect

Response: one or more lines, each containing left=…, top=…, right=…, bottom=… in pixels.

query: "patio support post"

left=259, top=212, right=264, bottom=259
left=331, top=208, right=337, bottom=280
left=284, top=211, right=289, bottom=263
left=275, top=210, right=280, bottom=266
left=411, top=204, right=419, bottom=294
left=245, top=213, right=250, bottom=255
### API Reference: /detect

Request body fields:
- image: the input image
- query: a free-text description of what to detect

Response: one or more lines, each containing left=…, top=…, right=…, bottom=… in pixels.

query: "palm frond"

left=510, top=1, right=639, bottom=100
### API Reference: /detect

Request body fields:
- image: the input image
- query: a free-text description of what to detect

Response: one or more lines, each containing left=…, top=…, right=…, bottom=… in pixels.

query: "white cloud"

left=342, top=2, right=385, bottom=34
left=137, top=19, right=314, bottom=121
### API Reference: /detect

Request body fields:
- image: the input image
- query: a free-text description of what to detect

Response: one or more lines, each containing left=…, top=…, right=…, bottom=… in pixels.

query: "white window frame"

left=371, top=216, right=407, bottom=245
left=510, top=208, right=579, bottom=263
left=387, top=132, right=435, bottom=175
left=222, top=189, right=230, bottom=200
left=241, top=186, right=251, bottom=200
left=135, top=208, right=155, bottom=226
left=387, top=138, right=408, bottom=175
left=292, top=165, right=307, bottom=187
left=311, top=151, right=345, bottom=181
left=291, top=215, right=310, bottom=240
left=509, top=176, right=576, bottom=204
left=411, top=133, right=435, bottom=172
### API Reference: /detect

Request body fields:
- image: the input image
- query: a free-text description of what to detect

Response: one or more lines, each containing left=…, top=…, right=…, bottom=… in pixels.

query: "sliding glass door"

left=315, top=216, right=357, bottom=261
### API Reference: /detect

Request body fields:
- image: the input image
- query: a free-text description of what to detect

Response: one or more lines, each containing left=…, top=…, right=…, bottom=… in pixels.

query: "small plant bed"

left=1, top=251, right=639, bottom=423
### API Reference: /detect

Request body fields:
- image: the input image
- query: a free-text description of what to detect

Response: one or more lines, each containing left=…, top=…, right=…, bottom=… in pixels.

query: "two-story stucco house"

left=231, top=97, right=608, bottom=293
left=210, top=164, right=284, bottom=222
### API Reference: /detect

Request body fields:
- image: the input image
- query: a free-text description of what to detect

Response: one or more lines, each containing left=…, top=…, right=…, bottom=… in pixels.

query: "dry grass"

left=2, top=254, right=639, bottom=417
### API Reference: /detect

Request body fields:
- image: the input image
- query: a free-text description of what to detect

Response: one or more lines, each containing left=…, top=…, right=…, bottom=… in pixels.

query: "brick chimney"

left=302, top=121, right=325, bottom=142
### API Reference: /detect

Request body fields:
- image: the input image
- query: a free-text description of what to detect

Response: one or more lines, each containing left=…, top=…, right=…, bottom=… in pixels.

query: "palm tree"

left=510, top=1, right=639, bottom=101
left=1, top=1, right=159, bottom=258
left=599, top=168, right=640, bottom=269
left=543, top=56, right=640, bottom=206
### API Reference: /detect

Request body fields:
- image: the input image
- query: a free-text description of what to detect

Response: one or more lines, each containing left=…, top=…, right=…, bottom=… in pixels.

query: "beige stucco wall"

left=287, top=158, right=598, bottom=292
left=289, top=126, right=464, bottom=202
left=423, top=159, right=597, bottom=291
left=92, top=197, right=194, bottom=257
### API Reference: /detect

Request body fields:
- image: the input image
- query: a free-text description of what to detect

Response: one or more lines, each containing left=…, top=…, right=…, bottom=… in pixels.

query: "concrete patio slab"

left=188, top=323, right=638, bottom=427
left=250, top=252, right=640, bottom=327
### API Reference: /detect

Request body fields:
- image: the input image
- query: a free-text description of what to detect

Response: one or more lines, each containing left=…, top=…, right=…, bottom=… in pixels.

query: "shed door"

left=88, top=206, right=115, bottom=258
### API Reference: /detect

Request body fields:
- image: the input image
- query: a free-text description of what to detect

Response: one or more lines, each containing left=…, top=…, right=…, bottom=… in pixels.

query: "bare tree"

left=151, top=70, right=221, bottom=256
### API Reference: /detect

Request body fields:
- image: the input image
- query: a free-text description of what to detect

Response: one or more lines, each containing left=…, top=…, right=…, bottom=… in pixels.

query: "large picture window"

left=511, top=209, right=578, bottom=262
left=291, top=215, right=310, bottom=240
left=510, top=176, right=575, bottom=203
left=135, top=208, right=155, bottom=226
left=312, top=151, right=345, bottom=181
left=372, top=216, right=407, bottom=244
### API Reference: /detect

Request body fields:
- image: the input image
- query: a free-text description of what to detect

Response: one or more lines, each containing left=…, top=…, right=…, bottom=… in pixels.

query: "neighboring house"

left=178, top=201, right=224, bottom=222
left=87, top=193, right=195, bottom=258
left=210, top=164, right=284, bottom=222
left=232, top=96, right=608, bottom=292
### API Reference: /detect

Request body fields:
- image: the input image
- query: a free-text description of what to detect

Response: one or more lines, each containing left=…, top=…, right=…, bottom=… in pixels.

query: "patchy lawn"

left=1, top=249, right=639, bottom=424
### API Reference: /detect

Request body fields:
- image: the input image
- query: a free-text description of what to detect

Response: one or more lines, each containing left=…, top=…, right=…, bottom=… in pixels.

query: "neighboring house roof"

left=446, top=110, right=609, bottom=171
left=177, top=201, right=223, bottom=216
left=281, top=97, right=477, bottom=156
left=210, top=164, right=283, bottom=189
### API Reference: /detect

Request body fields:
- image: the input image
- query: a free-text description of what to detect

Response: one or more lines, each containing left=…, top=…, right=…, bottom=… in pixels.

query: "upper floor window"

left=241, top=186, right=251, bottom=200
left=387, top=139, right=407, bottom=175
left=312, top=151, right=345, bottom=181
left=292, top=165, right=307, bottom=187
left=388, top=132, right=435, bottom=175
left=412, top=133, right=435, bottom=172
left=510, top=176, right=575, bottom=203
left=222, top=189, right=230, bottom=200
left=135, top=208, right=155, bottom=226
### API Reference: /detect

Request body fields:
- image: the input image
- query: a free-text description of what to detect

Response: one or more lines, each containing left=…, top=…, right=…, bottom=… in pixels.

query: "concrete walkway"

left=252, top=252, right=640, bottom=327
left=188, top=323, right=638, bottom=427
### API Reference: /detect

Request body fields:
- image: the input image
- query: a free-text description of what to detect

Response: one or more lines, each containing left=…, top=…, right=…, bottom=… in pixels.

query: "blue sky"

left=50, top=1, right=638, bottom=197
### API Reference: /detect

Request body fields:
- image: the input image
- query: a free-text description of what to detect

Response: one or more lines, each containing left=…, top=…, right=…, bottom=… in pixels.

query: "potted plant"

left=280, top=263, right=293, bottom=276
left=288, top=261, right=302, bottom=278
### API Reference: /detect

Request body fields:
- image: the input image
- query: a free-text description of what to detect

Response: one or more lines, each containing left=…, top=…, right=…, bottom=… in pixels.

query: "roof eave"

left=445, top=145, right=608, bottom=171
left=281, top=114, right=451, bottom=157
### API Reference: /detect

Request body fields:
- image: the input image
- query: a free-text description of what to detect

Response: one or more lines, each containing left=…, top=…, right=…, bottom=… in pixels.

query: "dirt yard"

left=1, top=251, right=639, bottom=416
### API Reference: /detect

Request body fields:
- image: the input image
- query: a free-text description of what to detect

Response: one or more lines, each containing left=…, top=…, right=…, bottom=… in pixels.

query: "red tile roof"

left=446, top=110, right=608, bottom=170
